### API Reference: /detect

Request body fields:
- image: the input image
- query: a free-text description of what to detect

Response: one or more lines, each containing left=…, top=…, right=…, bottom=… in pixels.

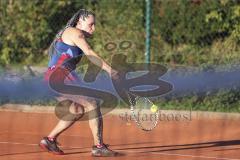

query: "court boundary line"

left=1, top=131, right=92, bottom=138
left=0, top=141, right=38, bottom=146
left=0, top=141, right=87, bottom=149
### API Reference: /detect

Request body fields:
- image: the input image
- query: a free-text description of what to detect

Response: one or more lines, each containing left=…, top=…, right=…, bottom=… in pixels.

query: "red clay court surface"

left=0, top=108, right=240, bottom=160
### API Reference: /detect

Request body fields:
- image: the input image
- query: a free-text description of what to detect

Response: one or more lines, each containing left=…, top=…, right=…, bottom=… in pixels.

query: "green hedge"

left=1, top=0, right=239, bottom=65
left=155, top=88, right=240, bottom=112
left=1, top=0, right=240, bottom=112
left=156, top=0, right=240, bottom=45
left=152, top=0, right=240, bottom=65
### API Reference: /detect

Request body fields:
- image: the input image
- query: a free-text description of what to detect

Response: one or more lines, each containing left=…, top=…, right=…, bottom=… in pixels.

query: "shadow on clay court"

left=1, top=140, right=239, bottom=156
left=64, top=150, right=125, bottom=157
left=114, top=140, right=240, bottom=153
left=63, top=140, right=240, bottom=155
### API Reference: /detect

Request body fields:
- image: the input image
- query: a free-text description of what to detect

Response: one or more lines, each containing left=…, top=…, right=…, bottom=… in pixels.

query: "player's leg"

left=86, top=99, right=103, bottom=145
left=39, top=118, right=75, bottom=154
left=48, top=97, right=84, bottom=137
left=39, top=97, right=85, bottom=155
left=85, top=99, right=118, bottom=157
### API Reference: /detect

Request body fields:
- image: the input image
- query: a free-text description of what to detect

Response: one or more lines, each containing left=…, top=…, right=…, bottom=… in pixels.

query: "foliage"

left=1, top=0, right=240, bottom=112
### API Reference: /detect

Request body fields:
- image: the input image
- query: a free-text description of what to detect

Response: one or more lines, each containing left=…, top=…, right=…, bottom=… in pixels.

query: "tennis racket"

left=126, top=91, right=159, bottom=131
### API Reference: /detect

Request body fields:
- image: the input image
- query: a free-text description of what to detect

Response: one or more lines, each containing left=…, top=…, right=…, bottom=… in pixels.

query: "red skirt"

left=44, top=53, right=80, bottom=84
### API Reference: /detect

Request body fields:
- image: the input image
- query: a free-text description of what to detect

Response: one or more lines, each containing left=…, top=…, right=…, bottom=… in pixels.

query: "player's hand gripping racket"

left=126, top=91, right=159, bottom=131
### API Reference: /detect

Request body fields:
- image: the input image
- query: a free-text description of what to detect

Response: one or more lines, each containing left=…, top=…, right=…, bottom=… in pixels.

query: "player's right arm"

left=66, top=27, right=117, bottom=77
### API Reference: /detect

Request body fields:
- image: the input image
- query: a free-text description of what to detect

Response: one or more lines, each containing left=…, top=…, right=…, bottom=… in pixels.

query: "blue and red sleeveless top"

left=48, top=38, right=84, bottom=68
left=44, top=39, right=84, bottom=82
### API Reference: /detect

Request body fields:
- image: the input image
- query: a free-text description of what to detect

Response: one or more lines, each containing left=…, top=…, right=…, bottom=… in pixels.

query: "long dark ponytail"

left=48, top=9, right=95, bottom=58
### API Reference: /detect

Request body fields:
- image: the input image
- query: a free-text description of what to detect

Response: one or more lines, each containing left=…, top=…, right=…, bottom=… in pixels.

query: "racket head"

left=126, top=92, right=159, bottom=131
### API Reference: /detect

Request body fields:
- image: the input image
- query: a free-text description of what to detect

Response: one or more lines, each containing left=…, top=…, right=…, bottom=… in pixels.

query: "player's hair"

left=48, top=9, right=95, bottom=57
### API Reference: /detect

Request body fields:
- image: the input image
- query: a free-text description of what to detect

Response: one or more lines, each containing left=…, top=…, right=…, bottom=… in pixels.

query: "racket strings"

left=130, top=96, right=159, bottom=131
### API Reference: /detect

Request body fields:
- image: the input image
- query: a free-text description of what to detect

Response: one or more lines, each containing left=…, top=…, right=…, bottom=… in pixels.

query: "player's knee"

left=69, top=103, right=84, bottom=115
left=88, top=100, right=98, bottom=109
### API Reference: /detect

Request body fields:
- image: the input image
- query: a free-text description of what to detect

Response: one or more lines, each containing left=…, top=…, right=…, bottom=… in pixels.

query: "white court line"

left=0, top=141, right=38, bottom=146
left=6, top=131, right=84, bottom=138
left=118, top=150, right=240, bottom=160
left=0, top=141, right=85, bottom=149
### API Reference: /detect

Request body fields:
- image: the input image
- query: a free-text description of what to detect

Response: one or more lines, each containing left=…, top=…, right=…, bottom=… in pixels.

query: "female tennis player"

left=39, top=9, right=119, bottom=157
